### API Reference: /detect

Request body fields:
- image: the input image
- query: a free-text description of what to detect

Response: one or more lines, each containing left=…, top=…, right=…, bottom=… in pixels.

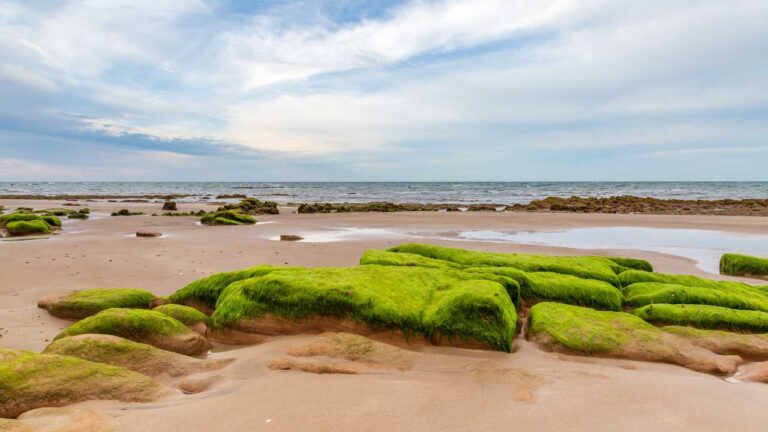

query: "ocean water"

left=1, top=182, right=767, bottom=205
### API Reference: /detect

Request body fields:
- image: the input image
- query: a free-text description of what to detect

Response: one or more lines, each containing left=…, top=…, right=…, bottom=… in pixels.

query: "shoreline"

left=2, top=194, right=768, bottom=217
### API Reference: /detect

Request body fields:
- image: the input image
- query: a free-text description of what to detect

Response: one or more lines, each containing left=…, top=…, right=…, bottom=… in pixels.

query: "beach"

left=2, top=198, right=768, bottom=431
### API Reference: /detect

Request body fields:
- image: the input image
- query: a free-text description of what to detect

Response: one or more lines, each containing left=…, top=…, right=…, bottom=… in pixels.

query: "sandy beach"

left=2, top=199, right=768, bottom=431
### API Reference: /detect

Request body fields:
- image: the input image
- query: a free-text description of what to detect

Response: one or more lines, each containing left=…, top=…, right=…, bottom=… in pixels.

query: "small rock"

left=136, top=230, right=162, bottom=238
left=162, top=201, right=177, bottom=211
left=280, top=234, right=304, bottom=241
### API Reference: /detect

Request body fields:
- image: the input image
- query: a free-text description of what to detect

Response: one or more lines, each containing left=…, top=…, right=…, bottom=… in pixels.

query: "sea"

left=1, top=182, right=767, bottom=205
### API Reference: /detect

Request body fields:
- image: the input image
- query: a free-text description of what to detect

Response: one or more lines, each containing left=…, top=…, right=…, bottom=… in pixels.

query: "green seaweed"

left=41, top=288, right=156, bottom=319
left=152, top=304, right=208, bottom=325
left=200, top=210, right=256, bottom=226
left=720, top=253, right=768, bottom=279
left=55, top=308, right=192, bottom=340
left=168, top=265, right=302, bottom=309
left=359, top=249, right=462, bottom=270
left=388, top=243, right=622, bottom=286
left=210, top=265, right=518, bottom=351
left=624, top=282, right=768, bottom=312
left=463, top=267, right=622, bottom=310
left=618, top=270, right=766, bottom=294
left=632, top=304, right=768, bottom=332
left=6, top=220, right=51, bottom=236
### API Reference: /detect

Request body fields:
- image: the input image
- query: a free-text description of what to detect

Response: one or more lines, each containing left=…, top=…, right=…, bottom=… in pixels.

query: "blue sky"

left=0, top=0, right=766, bottom=181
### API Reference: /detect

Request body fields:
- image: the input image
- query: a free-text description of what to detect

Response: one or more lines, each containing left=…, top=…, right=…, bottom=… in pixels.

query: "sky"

left=0, top=0, right=766, bottom=181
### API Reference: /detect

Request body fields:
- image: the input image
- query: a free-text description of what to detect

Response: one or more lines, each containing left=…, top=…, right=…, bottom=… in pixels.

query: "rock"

left=0, top=348, right=167, bottom=418
left=44, top=334, right=231, bottom=377
left=178, top=375, right=223, bottom=394
left=200, top=210, right=256, bottom=226
left=528, top=302, right=742, bottom=375
left=268, top=358, right=358, bottom=374
left=54, top=309, right=211, bottom=356
left=161, top=201, right=177, bottom=211
left=38, top=288, right=156, bottom=320
left=16, top=407, right=119, bottom=432
left=136, top=229, right=162, bottom=237
left=152, top=304, right=209, bottom=335
left=663, top=326, right=768, bottom=360
left=734, top=361, right=768, bottom=383
left=279, top=234, right=304, bottom=241
left=285, top=333, right=414, bottom=371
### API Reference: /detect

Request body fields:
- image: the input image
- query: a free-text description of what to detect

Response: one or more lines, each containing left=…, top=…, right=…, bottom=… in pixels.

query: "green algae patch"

left=153, top=304, right=208, bottom=326
left=111, top=209, right=144, bottom=216
left=624, top=282, right=768, bottom=312
left=0, top=348, right=166, bottom=418
left=632, top=304, right=768, bottom=333
left=200, top=210, right=256, bottom=226
left=5, top=220, right=51, bottom=236
left=44, top=334, right=231, bottom=377
left=0, top=213, right=41, bottom=227
left=359, top=249, right=462, bottom=270
left=663, top=326, right=768, bottom=360
left=720, top=253, right=768, bottom=280
left=168, top=265, right=302, bottom=311
left=528, top=302, right=740, bottom=374
left=55, top=309, right=210, bottom=355
left=618, top=270, right=763, bottom=294
left=465, top=267, right=621, bottom=311
left=603, top=256, right=653, bottom=272
left=38, top=288, right=156, bottom=320
left=388, top=243, right=622, bottom=286
left=211, top=265, right=517, bottom=351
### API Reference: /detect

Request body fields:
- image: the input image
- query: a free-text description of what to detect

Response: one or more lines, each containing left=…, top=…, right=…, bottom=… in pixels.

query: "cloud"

left=0, top=0, right=766, bottom=180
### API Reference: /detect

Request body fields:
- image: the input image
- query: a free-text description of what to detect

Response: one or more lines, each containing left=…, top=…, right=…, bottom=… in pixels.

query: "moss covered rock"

left=663, top=326, right=768, bottom=360
left=38, top=288, right=156, bottom=320
left=5, top=220, right=51, bottom=236
left=168, top=265, right=302, bottom=312
left=528, top=302, right=740, bottom=375
left=54, top=309, right=211, bottom=355
left=359, top=249, right=462, bottom=270
left=0, top=213, right=41, bottom=227
left=618, top=270, right=764, bottom=293
left=388, top=243, right=623, bottom=286
left=464, top=267, right=622, bottom=310
left=200, top=210, right=256, bottom=226
left=209, top=265, right=518, bottom=351
left=153, top=304, right=209, bottom=335
left=0, top=348, right=166, bottom=418
left=720, top=253, right=768, bottom=280
left=44, top=334, right=231, bottom=377
left=632, top=304, right=768, bottom=333
left=624, top=282, right=768, bottom=312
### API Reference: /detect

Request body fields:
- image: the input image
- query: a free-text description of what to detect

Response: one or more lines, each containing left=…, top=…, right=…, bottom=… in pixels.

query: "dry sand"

left=2, top=199, right=768, bottom=431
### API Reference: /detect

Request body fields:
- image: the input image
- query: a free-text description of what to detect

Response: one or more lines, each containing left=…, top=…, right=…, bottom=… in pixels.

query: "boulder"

left=136, top=229, right=162, bottom=238
left=528, top=302, right=741, bottom=375
left=152, top=304, right=209, bottom=335
left=38, top=288, right=156, bottom=320
left=279, top=234, right=304, bottom=241
left=54, top=309, right=211, bottom=356
left=663, top=326, right=768, bottom=360
left=162, top=201, right=177, bottom=211
left=0, top=348, right=166, bottom=418
left=44, top=334, right=231, bottom=377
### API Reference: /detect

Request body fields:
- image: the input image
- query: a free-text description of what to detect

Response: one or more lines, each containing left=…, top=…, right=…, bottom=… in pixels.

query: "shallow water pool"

left=452, top=227, right=768, bottom=274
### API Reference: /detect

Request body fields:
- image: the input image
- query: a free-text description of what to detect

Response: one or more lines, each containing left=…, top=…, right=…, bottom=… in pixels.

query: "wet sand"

left=2, top=199, right=768, bottom=431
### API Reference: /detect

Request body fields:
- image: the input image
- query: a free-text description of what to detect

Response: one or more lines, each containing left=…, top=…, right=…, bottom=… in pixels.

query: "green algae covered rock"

left=600, top=256, right=653, bottom=272
left=528, top=302, right=740, bottom=375
left=54, top=309, right=211, bottom=355
left=388, top=243, right=623, bottom=286
left=0, top=213, right=41, bottom=227
left=6, top=220, right=51, bottom=236
left=464, top=267, right=622, bottom=310
left=632, top=304, right=768, bottom=333
left=44, top=334, right=231, bottom=377
left=168, top=265, right=302, bottom=312
left=359, top=249, right=462, bottom=270
left=153, top=304, right=208, bottom=325
left=210, top=265, right=518, bottom=351
left=200, top=210, right=256, bottom=226
left=618, top=270, right=764, bottom=293
left=663, top=326, right=768, bottom=360
left=720, top=253, right=768, bottom=280
left=0, top=348, right=166, bottom=418
left=38, top=288, right=156, bottom=320
left=624, top=282, right=768, bottom=312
